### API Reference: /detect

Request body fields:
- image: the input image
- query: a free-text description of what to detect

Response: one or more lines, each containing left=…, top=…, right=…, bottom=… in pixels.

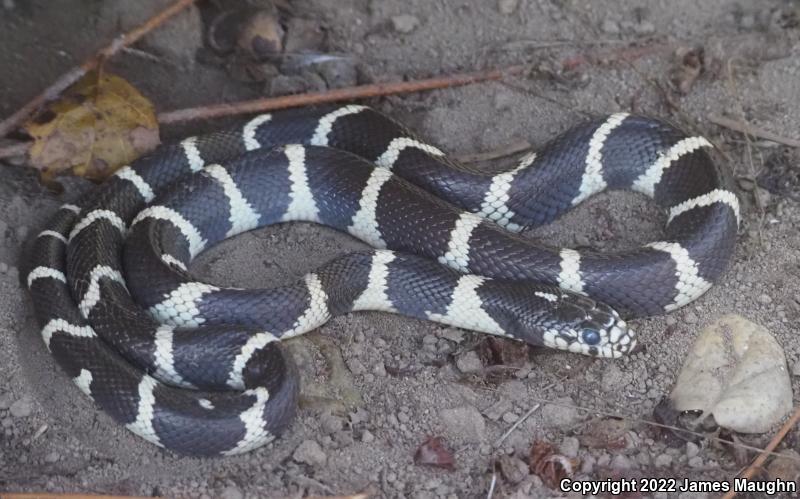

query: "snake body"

left=24, top=105, right=739, bottom=455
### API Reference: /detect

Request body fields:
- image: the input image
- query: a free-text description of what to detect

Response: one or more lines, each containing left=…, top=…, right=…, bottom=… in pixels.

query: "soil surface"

left=1, top=1, right=799, bottom=498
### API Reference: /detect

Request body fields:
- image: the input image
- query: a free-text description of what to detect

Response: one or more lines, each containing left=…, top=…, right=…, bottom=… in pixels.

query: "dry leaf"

left=477, top=337, right=529, bottom=368
left=669, top=46, right=704, bottom=95
left=24, top=70, right=159, bottom=182
left=414, top=436, right=455, bottom=470
left=529, top=440, right=579, bottom=489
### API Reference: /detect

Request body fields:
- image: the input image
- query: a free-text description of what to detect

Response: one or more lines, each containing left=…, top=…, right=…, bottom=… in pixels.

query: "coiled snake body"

left=24, top=105, right=739, bottom=455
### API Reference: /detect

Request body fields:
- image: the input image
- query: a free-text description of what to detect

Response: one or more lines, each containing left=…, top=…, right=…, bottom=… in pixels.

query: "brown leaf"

left=24, top=70, right=159, bottom=182
left=529, top=440, right=579, bottom=489
left=669, top=46, right=704, bottom=95
left=414, top=436, right=455, bottom=471
left=477, top=337, right=529, bottom=367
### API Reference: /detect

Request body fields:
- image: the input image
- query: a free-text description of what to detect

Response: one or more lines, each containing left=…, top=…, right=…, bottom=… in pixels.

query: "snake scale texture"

left=23, top=105, right=739, bottom=455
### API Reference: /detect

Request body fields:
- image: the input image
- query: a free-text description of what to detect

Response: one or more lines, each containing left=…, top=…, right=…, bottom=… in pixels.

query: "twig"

left=486, top=472, right=497, bottom=499
left=708, top=114, right=800, bottom=148
left=720, top=405, right=800, bottom=499
left=157, top=65, right=530, bottom=124
left=455, top=140, right=533, bottom=164
left=0, top=65, right=531, bottom=161
left=524, top=396, right=800, bottom=463
left=493, top=404, right=541, bottom=448
left=0, top=0, right=197, bottom=138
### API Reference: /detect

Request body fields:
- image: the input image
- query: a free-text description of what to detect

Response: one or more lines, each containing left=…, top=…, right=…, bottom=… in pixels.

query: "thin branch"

left=524, top=396, right=800, bottom=463
left=720, top=405, right=800, bottom=499
left=0, top=0, right=197, bottom=138
left=157, top=65, right=530, bottom=124
left=708, top=114, right=800, bottom=148
left=493, top=403, right=541, bottom=448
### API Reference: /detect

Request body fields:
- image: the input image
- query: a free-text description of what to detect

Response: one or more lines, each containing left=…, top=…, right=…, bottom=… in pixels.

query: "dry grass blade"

left=708, top=114, right=800, bottom=148
left=525, top=396, right=800, bottom=464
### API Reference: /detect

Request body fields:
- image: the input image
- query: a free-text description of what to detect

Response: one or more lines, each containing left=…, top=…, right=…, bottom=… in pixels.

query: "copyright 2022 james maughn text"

left=560, top=477, right=797, bottom=496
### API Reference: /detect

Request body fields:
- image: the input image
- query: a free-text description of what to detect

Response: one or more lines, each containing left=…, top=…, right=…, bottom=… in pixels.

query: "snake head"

left=500, top=287, right=637, bottom=358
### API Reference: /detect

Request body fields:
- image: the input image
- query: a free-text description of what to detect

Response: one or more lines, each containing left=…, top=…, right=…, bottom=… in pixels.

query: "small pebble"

left=422, top=334, right=438, bottom=345
left=634, top=20, right=655, bottom=34
left=688, top=456, right=704, bottom=468
left=0, top=262, right=7, bottom=274
left=0, top=392, right=13, bottom=410
left=654, top=453, right=673, bottom=468
left=580, top=454, right=595, bottom=474
left=269, top=75, right=308, bottom=96
left=601, top=19, right=620, bottom=34
left=219, top=486, right=244, bottom=499
left=757, top=293, right=772, bottom=305
left=685, top=441, right=700, bottom=458
left=455, top=351, right=483, bottom=373
left=610, top=454, right=634, bottom=470
left=292, top=439, right=327, bottom=466
left=372, top=362, right=387, bottom=377
left=315, top=59, right=358, bottom=89
left=497, top=0, right=519, bottom=15
left=319, top=412, right=344, bottom=434
left=684, top=311, right=698, bottom=324
left=391, top=14, right=419, bottom=33
left=44, top=451, right=59, bottom=464
left=361, top=430, right=374, bottom=443
left=439, top=328, right=464, bottom=343
left=347, top=358, right=366, bottom=375
left=501, top=412, right=518, bottom=423
left=792, top=360, right=800, bottom=377
left=559, top=436, right=580, bottom=458
left=10, top=397, right=33, bottom=418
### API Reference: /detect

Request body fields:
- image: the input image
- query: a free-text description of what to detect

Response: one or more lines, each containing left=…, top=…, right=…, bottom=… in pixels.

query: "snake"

left=22, top=105, right=739, bottom=456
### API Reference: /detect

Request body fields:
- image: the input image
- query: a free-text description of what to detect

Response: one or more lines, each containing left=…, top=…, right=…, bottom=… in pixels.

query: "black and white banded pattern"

left=24, top=106, right=738, bottom=455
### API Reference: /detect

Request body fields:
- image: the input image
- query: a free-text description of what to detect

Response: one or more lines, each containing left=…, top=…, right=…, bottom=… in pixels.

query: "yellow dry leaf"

left=24, top=70, right=160, bottom=181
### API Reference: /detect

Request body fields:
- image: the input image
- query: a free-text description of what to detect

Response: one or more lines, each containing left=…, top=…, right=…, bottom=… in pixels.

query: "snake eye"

left=581, top=328, right=601, bottom=345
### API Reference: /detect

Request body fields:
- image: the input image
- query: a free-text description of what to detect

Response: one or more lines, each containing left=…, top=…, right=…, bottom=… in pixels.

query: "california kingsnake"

left=23, top=105, right=739, bottom=456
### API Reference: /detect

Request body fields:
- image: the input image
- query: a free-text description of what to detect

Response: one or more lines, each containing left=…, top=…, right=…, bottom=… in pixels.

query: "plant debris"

left=669, top=46, right=704, bottom=94
left=24, top=70, right=159, bottom=182
left=528, top=440, right=579, bottom=489
left=414, top=436, right=456, bottom=470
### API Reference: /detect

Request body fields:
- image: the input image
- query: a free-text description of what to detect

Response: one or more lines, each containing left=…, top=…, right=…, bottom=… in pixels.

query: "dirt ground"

left=1, top=0, right=799, bottom=498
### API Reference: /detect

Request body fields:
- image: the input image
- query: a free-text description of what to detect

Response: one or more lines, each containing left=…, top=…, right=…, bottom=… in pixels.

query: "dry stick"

left=0, top=0, right=196, bottom=138
left=157, top=65, right=530, bottom=124
left=524, top=396, right=800, bottom=463
left=708, top=114, right=800, bottom=148
left=0, top=65, right=531, bottom=161
left=720, top=405, right=800, bottom=499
